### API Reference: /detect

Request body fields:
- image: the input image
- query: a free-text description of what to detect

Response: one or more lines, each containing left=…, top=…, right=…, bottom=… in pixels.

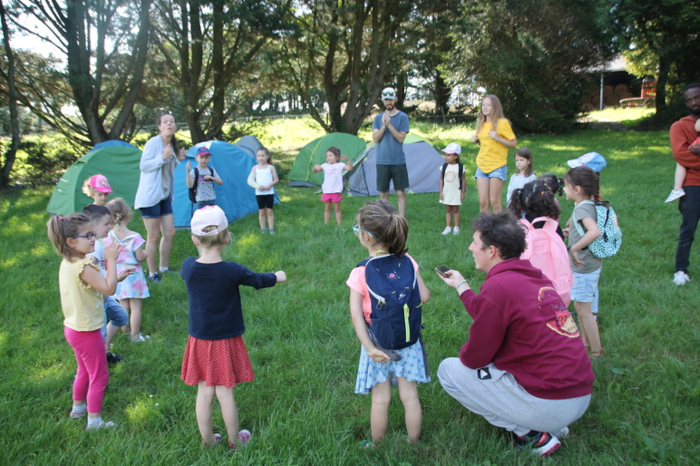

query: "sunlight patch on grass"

left=235, top=233, right=263, bottom=250
left=125, top=398, right=161, bottom=427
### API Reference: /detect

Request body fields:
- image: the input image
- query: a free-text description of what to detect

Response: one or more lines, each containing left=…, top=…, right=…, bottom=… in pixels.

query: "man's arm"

left=458, top=290, right=506, bottom=368
left=671, top=120, right=700, bottom=169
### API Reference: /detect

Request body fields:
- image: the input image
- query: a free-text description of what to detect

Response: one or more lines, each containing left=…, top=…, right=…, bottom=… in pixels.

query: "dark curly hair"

left=509, top=179, right=561, bottom=220
left=471, top=211, right=526, bottom=260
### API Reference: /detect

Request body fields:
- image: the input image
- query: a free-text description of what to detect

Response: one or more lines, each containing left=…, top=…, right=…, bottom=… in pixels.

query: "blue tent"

left=172, top=140, right=279, bottom=228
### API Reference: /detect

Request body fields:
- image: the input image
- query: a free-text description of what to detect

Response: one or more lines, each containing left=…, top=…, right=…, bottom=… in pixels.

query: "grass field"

left=1, top=116, right=699, bottom=464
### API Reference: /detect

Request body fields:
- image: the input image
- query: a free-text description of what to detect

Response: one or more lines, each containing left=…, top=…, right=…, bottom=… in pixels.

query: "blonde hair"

left=47, top=213, right=91, bottom=260
left=81, top=177, right=97, bottom=197
left=357, top=200, right=409, bottom=256
left=476, top=94, right=508, bottom=135
left=193, top=229, right=230, bottom=250
left=106, top=197, right=132, bottom=225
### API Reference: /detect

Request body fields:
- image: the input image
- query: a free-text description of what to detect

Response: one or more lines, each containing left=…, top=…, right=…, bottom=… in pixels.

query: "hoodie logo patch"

left=540, top=287, right=580, bottom=338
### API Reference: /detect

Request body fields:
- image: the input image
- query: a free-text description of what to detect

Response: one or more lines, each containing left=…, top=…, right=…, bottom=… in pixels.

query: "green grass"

left=586, top=108, right=657, bottom=129
left=1, top=123, right=699, bottom=464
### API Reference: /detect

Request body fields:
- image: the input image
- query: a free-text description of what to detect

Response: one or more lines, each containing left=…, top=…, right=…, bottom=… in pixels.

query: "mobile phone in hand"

left=435, top=264, right=451, bottom=277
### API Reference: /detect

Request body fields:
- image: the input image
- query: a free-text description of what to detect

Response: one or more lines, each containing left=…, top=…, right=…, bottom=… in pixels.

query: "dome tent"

left=234, top=135, right=264, bottom=159
left=47, top=142, right=142, bottom=215
left=347, top=134, right=444, bottom=196
left=172, top=140, right=279, bottom=228
left=288, top=133, right=368, bottom=187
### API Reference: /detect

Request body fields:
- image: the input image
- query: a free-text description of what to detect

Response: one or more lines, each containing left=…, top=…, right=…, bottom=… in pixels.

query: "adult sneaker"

left=513, top=430, right=561, bottom=456
left=673, top=271, right=690, bottom=286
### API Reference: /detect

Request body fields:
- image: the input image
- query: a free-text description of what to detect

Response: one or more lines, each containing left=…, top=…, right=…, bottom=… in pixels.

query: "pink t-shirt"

left=346, top=254, right=419, bottom=323
left=321, top=162, right=346, bottom=194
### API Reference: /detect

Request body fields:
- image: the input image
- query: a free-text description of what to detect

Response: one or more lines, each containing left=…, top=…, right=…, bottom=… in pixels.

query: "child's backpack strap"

left=572, top=200, right=595, bottom=238
left=441, top=162, right=465, bottom=190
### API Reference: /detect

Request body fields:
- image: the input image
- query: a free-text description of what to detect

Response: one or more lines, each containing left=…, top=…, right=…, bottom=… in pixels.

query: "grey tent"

left=234, top=135, right=264, bottom=159
left=348, top=134, right=444, bottom=196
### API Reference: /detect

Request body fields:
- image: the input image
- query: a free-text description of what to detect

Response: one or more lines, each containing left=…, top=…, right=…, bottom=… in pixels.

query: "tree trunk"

left=0, top=0, right=19, bottom=188
left=655, top=49, right=669, bottom=113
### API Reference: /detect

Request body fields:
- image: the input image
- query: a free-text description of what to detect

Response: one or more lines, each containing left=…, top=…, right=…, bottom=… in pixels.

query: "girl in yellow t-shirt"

left=47, top=213, right=131, bottom=430
left=471, top=94, right=518, bottom=213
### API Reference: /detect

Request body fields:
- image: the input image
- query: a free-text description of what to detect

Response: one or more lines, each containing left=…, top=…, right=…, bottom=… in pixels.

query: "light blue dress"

left=354, top=338, right=430, bottom=395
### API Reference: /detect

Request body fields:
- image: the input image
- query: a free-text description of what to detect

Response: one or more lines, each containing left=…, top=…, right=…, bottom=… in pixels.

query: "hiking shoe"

left=441, top=227, right=452, bottom=235
left=673, top=271, right=690, bottom=286
left=513, top=430, right=561, bottom=456
left=147, top=272, right=161, bottom=283
left=106, top=352, right=121, bottom=364
left=453, top=227, right=460, bottom=235
left=665, top=189, right=685, bottom=203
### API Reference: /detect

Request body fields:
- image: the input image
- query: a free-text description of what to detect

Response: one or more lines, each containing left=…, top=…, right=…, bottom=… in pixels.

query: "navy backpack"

left=358, top=254, right=423, bottom=350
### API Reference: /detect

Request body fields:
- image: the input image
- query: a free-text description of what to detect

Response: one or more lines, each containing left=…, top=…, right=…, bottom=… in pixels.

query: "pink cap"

left=191, top=205, right=228, bottom=236
left=88, top=174, right=113, bottom=193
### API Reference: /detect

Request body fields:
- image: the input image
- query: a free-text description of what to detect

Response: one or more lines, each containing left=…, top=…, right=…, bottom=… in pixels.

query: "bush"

left=13, top=136, right=80, bottom=186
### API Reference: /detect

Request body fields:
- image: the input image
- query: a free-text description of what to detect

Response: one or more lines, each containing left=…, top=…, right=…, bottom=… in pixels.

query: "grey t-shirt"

left=568, top=202, right=603, bottom=274
left=190, top=167, right=219, bottom=202
left=372, top=111, right=410, bottom=165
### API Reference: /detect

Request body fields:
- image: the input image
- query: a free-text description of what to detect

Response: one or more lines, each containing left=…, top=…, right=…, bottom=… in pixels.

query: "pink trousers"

left=64, top=327, right=109, bottom=414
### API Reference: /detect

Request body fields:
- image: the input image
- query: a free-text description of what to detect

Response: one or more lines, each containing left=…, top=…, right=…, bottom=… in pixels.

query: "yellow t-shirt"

left=59, top=257, right=105, bottom=331
left=476, top=119, right=516, bottom=173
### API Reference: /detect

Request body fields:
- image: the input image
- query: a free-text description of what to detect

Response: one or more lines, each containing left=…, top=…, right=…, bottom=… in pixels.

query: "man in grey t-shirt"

left=372, top=87, right=410, bottom=217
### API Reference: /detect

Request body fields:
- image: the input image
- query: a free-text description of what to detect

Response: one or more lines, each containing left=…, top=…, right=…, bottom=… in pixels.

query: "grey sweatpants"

left=438, top=358, right=591, bottom=437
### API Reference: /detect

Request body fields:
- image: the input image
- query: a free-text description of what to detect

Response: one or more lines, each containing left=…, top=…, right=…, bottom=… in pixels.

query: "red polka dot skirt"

left=181, top=335, right=255, bottom=388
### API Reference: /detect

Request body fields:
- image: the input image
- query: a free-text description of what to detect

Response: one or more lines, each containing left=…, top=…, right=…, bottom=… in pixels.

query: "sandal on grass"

left=229, top=429, right=252, bottom=450
left=85, top=420, right=115, bottom=431
left=202, top=433, right=222, bottom=447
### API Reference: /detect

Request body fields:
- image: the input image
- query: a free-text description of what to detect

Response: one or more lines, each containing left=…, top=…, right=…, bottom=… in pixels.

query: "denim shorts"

left=101, top=296, right=129, bottom=340
left=475, top=165, right=507, bottom=182
left=571, top=267, right=602, bottom=303
left=197, top=199, right=216, bottom=209
left=140, top=198, right=173, bottom=219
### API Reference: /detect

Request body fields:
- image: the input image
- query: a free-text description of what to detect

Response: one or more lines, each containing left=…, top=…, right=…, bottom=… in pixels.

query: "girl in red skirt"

left=180, top=206, right=286, bottom=449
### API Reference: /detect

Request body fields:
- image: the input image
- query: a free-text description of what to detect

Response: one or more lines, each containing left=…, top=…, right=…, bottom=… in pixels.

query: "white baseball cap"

left=442, top=142, right=462, bottom=155
left=381, top=87, right=397, bottom=100
left=191, top=205, right=228, bottom=236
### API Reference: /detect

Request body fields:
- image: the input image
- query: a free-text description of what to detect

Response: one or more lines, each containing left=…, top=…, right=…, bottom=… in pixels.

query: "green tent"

left=288, top=133, right=368, bottom=187
left=47, top=144, right=142, bottom=215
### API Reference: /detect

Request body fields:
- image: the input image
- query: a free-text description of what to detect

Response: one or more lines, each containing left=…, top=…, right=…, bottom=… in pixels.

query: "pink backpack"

left=519, top=216, right=573, bottom=307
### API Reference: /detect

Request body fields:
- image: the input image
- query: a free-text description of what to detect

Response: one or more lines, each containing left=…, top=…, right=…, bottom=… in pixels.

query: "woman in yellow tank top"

left=471, top=95, right=518, bottom=213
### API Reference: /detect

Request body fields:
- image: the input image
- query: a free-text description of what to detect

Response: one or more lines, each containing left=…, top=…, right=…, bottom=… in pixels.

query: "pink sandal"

left=229, top=429, right=251, bottom=450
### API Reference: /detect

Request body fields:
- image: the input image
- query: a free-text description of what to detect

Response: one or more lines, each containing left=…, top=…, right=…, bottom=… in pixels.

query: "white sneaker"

left=665, top=189, right=685, bottom=203
left=453, top=227, right=460, bottom=235
left=673, top=271, right=690, bottom=286
left=441, top=227, right=452, bottom=235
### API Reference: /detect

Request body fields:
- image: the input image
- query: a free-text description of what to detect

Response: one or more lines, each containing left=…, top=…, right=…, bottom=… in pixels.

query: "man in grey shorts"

left=436, top=212, right=594, bottom=457
left=372, top=87, right=410, bottom=217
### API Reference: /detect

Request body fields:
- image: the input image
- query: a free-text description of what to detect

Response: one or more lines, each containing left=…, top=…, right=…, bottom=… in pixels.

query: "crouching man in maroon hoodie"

left=437, top=212, right=594, bottom=457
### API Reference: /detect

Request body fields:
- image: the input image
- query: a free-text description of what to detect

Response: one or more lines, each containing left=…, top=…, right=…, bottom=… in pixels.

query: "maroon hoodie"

left=459, top=258, right=594, bottom=400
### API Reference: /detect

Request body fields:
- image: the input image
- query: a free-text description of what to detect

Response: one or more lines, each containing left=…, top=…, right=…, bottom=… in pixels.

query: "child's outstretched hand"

left=570, top=249, right=584, bottom=268
left=117, top=267, right=136, bottom=282
left=274, top=271, right=287, bottom=283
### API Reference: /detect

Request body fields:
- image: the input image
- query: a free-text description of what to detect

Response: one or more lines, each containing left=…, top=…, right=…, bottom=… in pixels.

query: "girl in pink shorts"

left=313, top=146, right=353, bottom=225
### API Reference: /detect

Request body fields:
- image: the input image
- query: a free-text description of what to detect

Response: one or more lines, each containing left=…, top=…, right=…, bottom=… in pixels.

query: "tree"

left=11, top=0, right=152, bottom=144
left=151, top=0, right=294, bottom=143
left=0, top=0, right=19, bottom=187
left=449, top=0, right=615, bottom=133
left=609, top=0, right=700, bottom=112
left=274, top=0, right=413, bottom=135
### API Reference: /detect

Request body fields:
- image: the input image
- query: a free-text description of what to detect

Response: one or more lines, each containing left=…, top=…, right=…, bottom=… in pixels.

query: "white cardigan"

left=134, top=135, right=180, bottom=209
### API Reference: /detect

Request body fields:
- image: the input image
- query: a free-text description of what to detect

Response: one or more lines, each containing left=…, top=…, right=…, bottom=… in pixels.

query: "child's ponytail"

left=357, top=200, right=409, bottom=256
left=509, top=188, right=526, bottom=218
left=47, top=213, right=90, bottom=260
left=566, top=166, right=603, bottom=204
